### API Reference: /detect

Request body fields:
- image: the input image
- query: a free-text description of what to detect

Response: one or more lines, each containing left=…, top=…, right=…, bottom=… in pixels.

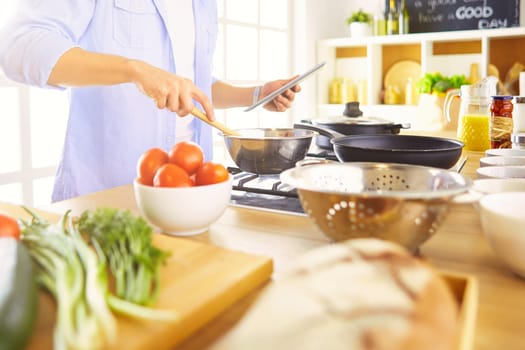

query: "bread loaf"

left=213, top=238, right=458, bottom=350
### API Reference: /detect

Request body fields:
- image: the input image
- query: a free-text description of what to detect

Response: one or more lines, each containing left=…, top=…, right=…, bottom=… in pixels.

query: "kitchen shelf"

left=317, top=26, right=525, bottom=124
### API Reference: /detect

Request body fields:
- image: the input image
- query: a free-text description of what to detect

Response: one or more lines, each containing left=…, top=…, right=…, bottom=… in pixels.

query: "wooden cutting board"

left=0, top=203, right=273, bottom=350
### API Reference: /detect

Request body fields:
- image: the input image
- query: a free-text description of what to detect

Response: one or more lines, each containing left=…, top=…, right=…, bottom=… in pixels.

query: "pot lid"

left=313, top=115, right=395, bottom=126
left=343, top=101, right=363, bottom=117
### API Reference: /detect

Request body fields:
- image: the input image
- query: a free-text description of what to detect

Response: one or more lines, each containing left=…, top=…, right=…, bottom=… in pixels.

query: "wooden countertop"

left=41, top=145, right=525, bottom=350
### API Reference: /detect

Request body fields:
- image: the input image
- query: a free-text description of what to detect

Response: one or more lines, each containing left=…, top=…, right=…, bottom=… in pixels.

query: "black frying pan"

left=294, top=123, right=464, bottom=169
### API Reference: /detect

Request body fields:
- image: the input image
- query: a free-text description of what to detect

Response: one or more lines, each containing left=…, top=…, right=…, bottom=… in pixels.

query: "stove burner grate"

left=227, top=167, right=304, bottom=215
left=228, top=167, right=298, bottom=198
left=226, top=146, right=336, bottom=215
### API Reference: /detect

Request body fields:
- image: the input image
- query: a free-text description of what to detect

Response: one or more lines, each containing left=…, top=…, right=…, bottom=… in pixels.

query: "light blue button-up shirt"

left=0, top=0, right=217, bottom=201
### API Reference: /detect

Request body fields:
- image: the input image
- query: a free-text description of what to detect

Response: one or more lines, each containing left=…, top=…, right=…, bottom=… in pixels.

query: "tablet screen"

left=244, top=62, right=326, bottom=112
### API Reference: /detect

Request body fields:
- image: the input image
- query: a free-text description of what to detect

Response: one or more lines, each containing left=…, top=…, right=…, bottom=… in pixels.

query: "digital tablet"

left=244, top=61, right=326, bottom=112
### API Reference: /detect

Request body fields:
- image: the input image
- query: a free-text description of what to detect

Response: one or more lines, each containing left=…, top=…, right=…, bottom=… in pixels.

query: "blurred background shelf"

left=316, top=27, right=525, bottom=126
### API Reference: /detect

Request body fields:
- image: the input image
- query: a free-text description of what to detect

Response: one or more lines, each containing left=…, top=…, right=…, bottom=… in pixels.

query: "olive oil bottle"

left=386, top=0, right=398, bottom=35
left=398, top=0, right=410, bottom=34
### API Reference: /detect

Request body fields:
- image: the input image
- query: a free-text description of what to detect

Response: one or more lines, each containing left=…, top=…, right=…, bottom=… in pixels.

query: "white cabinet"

left=316, top=27, right=525, bottom=128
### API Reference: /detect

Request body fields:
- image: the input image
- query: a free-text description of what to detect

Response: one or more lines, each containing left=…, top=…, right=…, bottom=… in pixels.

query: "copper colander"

left=280, top=162, right=472, bottom=252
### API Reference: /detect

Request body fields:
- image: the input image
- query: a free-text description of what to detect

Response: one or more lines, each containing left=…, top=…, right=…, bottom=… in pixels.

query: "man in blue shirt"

left=0, top=1, right=300, bottom=201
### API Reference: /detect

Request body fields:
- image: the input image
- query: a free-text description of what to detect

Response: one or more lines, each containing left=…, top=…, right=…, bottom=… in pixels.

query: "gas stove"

left=228, top=150, right=337, bottom=216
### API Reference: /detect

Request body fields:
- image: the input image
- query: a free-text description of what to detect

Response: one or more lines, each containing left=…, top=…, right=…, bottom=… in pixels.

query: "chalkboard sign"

left=407, top=0, right=520, bottom=33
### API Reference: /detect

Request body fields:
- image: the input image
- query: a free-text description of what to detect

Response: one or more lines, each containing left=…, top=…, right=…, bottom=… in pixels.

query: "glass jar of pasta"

left=490, top=96, right=514, bottom=149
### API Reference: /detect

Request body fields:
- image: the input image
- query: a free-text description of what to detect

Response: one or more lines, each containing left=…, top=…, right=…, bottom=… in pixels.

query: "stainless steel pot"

left=222, top=128, right=316, bottom=174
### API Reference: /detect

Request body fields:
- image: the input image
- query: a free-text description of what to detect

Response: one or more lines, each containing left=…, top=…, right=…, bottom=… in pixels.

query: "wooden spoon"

left=191, top=107, right=240, bottom=136
left=503, top=62, right=525, bottom=95
left=488, top=64, right=509, bottom=95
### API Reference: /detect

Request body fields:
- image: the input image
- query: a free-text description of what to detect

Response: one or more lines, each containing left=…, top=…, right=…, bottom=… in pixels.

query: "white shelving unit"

left=316, top=27, right=525, bottom=129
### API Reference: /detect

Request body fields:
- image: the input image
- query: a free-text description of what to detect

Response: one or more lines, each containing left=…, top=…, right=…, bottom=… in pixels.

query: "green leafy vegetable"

left=19, top=207, right=178, bottom=349
left=20, top=207, right=117, bottom=350
left=432, top=80, right=453, bottom=93
left=416, top=72, right=469, bottom=94
left=77, top=208, right=170, bottom=306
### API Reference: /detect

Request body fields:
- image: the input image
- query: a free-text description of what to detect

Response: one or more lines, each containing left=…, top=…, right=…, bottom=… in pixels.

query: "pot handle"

left=391, top=123, right=411, bottom=130
left=293, top=122, right=345, bottom=139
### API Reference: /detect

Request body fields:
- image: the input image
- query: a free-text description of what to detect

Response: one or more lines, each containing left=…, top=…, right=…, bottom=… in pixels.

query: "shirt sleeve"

left=0, top=0, right=96, bottom=89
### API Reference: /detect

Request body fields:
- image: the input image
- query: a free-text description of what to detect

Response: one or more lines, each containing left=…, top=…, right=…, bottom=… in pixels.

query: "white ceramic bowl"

left=479, top=156, right=525, bottom=167
left=472, top=178, right=525, bottom=195
left=476, top=165, right=525, bottom=179
left=479, top=192, right=525, bottom=278
left=133, top=175, right=232, bottom=236
left=485, top=148, right=525, bottom=157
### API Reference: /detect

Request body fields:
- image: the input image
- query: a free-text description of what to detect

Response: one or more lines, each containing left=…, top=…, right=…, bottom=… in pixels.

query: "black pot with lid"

left=310, top=102, right=411, bottom=150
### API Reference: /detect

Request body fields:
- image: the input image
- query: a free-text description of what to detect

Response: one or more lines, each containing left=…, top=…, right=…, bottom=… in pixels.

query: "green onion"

left=19, top=207, right=178, bottom=349
left=20, top=208, right=116, bottom=350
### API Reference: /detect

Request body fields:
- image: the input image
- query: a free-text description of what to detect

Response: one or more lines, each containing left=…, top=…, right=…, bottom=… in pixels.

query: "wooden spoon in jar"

left=488, top=64, right=509, bottom=95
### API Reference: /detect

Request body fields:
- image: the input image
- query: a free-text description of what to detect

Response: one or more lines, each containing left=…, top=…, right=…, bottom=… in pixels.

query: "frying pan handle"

left=293, top=122, right=345, bottom=139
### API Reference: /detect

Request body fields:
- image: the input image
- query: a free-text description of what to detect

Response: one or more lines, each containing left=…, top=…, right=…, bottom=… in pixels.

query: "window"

left=0, top=0, right=293, bottom=206
left=212, top=0, right=292, bottom=162
left=0, top=1, right=68, bottom=207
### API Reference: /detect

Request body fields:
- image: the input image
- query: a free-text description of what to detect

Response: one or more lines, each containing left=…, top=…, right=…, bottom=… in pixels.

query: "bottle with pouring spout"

left=444, top=76, right=498, bottom=151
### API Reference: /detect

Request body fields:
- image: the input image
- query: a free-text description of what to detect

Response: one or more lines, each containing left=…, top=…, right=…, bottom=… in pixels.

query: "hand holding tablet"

left=244, top=62, right=326, bottom=112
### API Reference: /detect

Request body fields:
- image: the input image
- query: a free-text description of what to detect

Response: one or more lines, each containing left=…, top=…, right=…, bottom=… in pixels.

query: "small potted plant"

left=346, top=9, right=372, bottom=38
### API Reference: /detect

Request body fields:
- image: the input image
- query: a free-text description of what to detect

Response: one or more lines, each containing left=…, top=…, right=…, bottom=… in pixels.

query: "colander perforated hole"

left=383, top=175, right=393, bottom=188
left=369, top=173, right=411, bottom=191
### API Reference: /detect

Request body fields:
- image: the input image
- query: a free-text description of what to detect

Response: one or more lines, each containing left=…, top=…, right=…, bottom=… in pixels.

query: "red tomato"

left=137, top=148, right=169, bottom=186
left=153, top=163, right=193, bottom=188
left=0, top=213, right=21, bottom=240
left=195, top=162, right=229, bottom=186
left=168, top=141, right=204, bottom=175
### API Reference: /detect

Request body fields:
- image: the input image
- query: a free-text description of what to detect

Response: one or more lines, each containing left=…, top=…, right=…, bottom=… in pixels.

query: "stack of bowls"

left=477, top=148, right=525, bottom=179
left=476, top=148, right=525, bottom=278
